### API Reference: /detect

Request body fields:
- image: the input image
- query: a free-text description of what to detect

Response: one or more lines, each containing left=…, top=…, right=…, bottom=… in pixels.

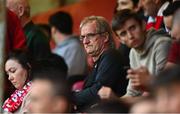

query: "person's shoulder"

left=101, top=49, right=124, bottom=63
left=147, top=28, right=171, bottom=44
left=147, top=28, right=170, bottom=38
left=103, top=48, right=121, bottom=56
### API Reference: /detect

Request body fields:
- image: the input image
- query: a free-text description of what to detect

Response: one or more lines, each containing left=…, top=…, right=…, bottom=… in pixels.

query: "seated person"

left=28, top=60, right=72, bottom=113
left=73, top=16, right=128, bottom=111
left=2, top=49, right=32, bottom=113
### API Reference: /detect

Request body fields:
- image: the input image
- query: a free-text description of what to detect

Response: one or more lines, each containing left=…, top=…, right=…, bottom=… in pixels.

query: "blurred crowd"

left=2, top=0, right=180, bottom=113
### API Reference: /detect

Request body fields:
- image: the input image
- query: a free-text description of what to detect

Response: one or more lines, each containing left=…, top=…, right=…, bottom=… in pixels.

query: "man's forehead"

left=119, top=19, right=138, bottom=30
left=81, top=22, right=97, bottom=32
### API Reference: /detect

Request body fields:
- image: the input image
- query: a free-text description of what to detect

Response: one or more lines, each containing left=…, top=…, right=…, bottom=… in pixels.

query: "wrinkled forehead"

left=120, top=18, right=141, bottom=30
left=81, top=20, right=97, bottom=29
left=80, top=21, right=98, bottom=33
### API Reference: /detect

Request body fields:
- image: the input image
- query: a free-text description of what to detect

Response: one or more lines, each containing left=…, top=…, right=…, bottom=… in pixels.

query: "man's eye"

left=121, top=2, right=128, bottom=5
left=120, top=31, right=127, bottom=37
left=86, top=33, right=96, bottom=38
left=80, top=35, right=85, bottom=38
left=80, top=35, right=85, bottom=41
left=129, top=25, right=136, bottom=31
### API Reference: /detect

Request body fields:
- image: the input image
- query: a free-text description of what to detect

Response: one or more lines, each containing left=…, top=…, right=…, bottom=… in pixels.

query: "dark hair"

left=112, top=9, right=142, bottom=32
left=7, top=49, right=32, bottom=71
left=114, top=0, right=139, bottom=13
left=132, top=0, right=139, bottom=7
left=36, top=24, right=51, bottom=39
left=31, top=60, right=71, bottom=103
left=163, top=1, right=180, bottom=16
left=6, top=49, right=32, bottom=80
left=152, top=65, right=180, bottom=89
left=49, top=11, right=73, bottom=34
left=34, top=53, right=68, bottom=75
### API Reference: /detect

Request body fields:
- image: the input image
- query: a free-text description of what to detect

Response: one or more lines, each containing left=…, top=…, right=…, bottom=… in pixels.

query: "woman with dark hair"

left=2, top=49, right=32, bottom=113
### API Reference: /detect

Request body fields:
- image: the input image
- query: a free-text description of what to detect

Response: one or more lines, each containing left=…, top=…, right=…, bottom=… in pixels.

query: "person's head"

left=116, top=0, right=139, bottom=11
left=112, top=9, right=146, bottom=50
left=131, top=96, right=156, bottom=113
left=171, top=8, right=180, bottom=41
left=35, top=53, right=68, bottom=76
left=163, top=1, right=180, bottom=33
left=49, top=11, right=73, bottom=43
left=6, top=0, right=30, bottom=19
left=36, top=24, right=51, bottom=40
left=80, top=16, right=113, bottom=61
left=141, top=0, right=169, bottom=17
left=152, top=66, right=180, bottom=113
left=5, top=49, right=31, bottom=89
left=28, top=61, right=71, bottom=113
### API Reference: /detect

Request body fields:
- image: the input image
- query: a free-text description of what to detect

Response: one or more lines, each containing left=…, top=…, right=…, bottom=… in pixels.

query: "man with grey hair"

left=73, top=16, right=128, bottom=111
left=6, top=0, right=51, bottom=60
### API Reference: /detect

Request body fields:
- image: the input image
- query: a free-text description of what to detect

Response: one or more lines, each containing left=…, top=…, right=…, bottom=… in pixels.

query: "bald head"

left=6, top=0, right=30, bottom=18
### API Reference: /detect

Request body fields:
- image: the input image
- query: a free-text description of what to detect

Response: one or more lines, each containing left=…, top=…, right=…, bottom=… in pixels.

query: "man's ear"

left=103, top=32, right=110, bottom=43
left=18, top=5, right=25, bottom=17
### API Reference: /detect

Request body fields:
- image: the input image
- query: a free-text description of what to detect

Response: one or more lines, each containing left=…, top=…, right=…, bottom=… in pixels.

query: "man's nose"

left=83, top=37, right=90, bottom=44
left=127, top=31, right=133, bottom=39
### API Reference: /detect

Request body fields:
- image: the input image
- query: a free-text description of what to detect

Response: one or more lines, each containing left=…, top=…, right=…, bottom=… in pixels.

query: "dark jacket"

left=74, top=49, right=128, bottom=111
left=24, top=21, right=51, bottom=60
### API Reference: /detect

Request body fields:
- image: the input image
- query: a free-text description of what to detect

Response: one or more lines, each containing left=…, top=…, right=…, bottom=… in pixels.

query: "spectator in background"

left=2, top=49, right=32, bottom=113
left=6, top=9, right=26, bottom=53
left=73, top=16, right=127, bottom=111
left=171, top=8, right=180, bottom=42
left=162, top=1, right=180, bottom=34
left=49, top=11, right=87, bottom=77
left=166, top=8, right=180, bottom=68
left=116, top=0, right=140, bottom=12
left=141, top=0, right=171, bottom=30
left=28, top=60, right=72, bottom=113
left=162, top=2, right=173, bottom=33
left=6, top=0, right=51, bottom=60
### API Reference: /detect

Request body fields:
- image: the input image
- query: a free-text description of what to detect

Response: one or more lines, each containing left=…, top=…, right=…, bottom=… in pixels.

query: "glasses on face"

left=80, top=32, right=105, bottom=41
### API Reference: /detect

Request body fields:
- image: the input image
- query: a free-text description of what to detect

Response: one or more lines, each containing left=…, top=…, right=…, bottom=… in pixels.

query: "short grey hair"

left=80, top=16, right=114, bottom=47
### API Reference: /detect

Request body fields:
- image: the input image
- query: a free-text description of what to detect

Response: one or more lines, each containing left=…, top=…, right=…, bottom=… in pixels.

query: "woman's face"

left=5, top=59, right=28, bottom=89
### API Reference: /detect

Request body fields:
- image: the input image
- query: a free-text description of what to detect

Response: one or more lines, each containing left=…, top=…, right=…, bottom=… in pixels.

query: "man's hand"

left=98, top=86, right=118, bottom=100
left=127, top=66, right=152, bottom=91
